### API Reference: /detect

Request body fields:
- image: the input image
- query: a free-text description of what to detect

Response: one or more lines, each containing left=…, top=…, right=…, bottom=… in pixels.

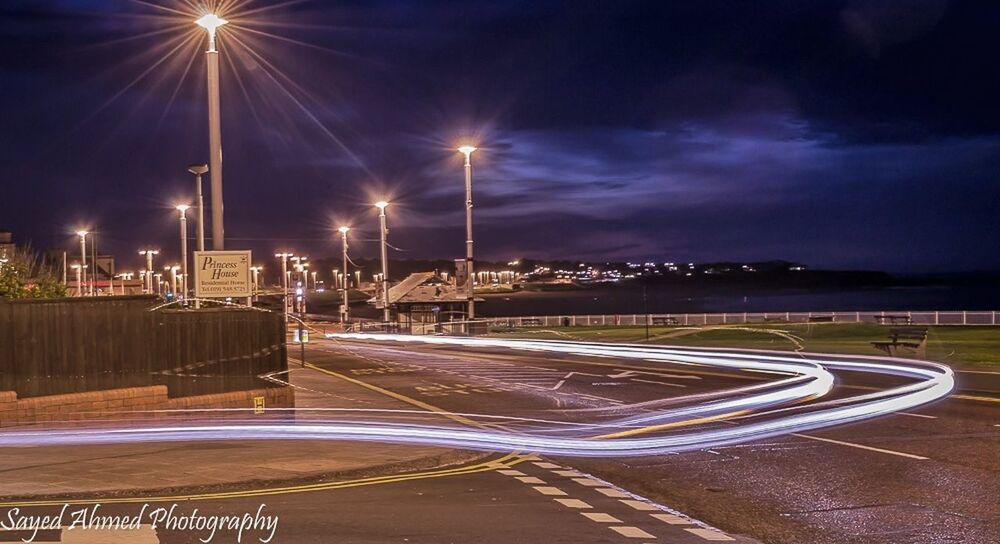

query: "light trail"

left=0, top=337, right=953, bottom=457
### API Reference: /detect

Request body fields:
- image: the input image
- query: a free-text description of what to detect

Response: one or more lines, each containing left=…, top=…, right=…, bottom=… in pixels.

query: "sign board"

left=253, top=396, right=265, bottom=414
left=454, top=258, right=469, bottom=290
left=194, top=250, right=252, bottom=298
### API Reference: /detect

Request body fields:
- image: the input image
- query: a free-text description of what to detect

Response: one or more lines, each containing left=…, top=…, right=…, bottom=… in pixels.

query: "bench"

left=807, top=315, right=835, bottom=323
left=651, top=316, right=679, bottom=326
left=871, top=327, right=928, bottom=356
left=874, top=314, right=912, bottom=325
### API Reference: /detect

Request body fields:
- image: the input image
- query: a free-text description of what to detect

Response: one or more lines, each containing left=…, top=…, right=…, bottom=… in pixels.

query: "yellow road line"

left=592, top=411, right=750, bottom=439
left=0, top=453, right=528, bottom=507
left=298, top=360, right=483, bottom=428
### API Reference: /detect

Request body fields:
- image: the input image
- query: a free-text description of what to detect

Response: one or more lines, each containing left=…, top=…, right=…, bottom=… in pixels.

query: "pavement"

left=0, top=363, right=470, bottom=500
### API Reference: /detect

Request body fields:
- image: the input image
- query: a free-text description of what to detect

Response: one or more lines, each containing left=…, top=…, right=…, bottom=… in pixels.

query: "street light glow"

left=195, top=13, right=229, bottom=32
left=458, top=145, right=477, bottom=156
left=75, top=230, right=88, bottom=238
left=338, top=226, right=350, bottom=234
left=374, top=201, right=389, bottom=210
left=175, top=204, right=190, bottom=213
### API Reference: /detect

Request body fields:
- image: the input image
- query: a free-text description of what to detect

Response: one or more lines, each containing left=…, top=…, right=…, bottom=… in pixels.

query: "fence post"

left=684, top=313, right=689, bottom=326
left=723, top=313, right=727, bottom=324
left=963, top=311, right=967, bottom=325
left=856, top=311, right=860, bottom=323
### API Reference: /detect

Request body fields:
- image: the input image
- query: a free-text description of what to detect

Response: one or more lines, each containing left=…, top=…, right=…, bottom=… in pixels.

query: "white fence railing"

left=485, top=310, right=999, bottom=328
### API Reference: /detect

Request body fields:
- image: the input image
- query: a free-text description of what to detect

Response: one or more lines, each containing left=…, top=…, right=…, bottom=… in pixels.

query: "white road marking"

left=595, top=488, right=631, bottom=498
left=650, top=513, right=690, bottom=525
left=533, top=486, right=568, bottom=496
left=685, top=528, right=735, bottom=541
left=62, top=526, right=159, bottom=543
left=791, top=433, right=929, bottom=460
left=554, top=498, right=592, bottom=508
left=515, top=476, right=546, bottom=484
left=610, top=526, right=657, bottom=539
left=631, top=378, right=687, bottom=388
left=533, top=462, right=562, bottom=469
left=620, top=499, right=660, bottom=511
left=582, top=512, right=622, bottom=523
left=899, top=412, right=937, bottom=419
left=497, top=469, right=526, bottom=476
left=571, top=477, right=605, bottom=487
left=554, top=470, right=583, bottom=477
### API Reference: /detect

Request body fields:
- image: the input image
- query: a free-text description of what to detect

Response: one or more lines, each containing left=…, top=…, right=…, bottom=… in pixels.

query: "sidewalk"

left=0, top=364, right=477, bottom=500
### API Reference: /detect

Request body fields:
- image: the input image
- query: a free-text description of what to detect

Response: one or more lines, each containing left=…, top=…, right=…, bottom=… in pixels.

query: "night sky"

left=1, top=0, right=998, bottom=273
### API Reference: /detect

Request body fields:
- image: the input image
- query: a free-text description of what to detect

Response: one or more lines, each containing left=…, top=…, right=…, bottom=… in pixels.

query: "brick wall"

left=0, top=386, right=295, bottom=428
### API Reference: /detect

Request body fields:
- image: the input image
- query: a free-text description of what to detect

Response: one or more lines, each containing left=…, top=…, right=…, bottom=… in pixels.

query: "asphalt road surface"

left=2, top=335, right=997, bottom=543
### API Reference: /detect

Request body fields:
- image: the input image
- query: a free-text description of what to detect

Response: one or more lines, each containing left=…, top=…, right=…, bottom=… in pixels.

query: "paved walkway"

left=0, top=364, right=471, bottom=499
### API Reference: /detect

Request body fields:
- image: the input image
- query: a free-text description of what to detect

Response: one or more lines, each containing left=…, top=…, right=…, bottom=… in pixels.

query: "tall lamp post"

left=176, top=204, right=190, bottom=302
left=195, top=14, right=228, bottom=250
left=188, top=165, right=208, bottom=307
left=374, top=201, right=392, bottom=324
left=275, top=252, right=294, bottom=318
left=338, top=226, right=350, bottom=325
left=76, top=230, right=89, bottom=296
left=139, top=249, right=159, bottom=294
left=71, top=263, right=83, bottom=297
left=458, top=145, right=477, bottom=320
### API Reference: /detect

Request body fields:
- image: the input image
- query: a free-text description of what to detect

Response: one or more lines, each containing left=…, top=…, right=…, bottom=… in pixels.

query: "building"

left=373, top=272, right=483, bottom=334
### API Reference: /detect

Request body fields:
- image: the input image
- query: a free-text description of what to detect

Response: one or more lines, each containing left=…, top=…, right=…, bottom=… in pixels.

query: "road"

left=2, top=335, right=997, bottom=543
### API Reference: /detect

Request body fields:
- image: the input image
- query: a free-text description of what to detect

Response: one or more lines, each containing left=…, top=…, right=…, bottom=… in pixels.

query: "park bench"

left=807, top=315, right=835, bottom=323
left=651, top=316, right=679, bottom=326
left=871, top=327, right=928, bottom=356
left=874, top=314, right=911, bottom=325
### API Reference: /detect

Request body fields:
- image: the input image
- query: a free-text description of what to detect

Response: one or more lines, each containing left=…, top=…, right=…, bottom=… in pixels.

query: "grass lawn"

left=490, top=323, right=1000, bottom=368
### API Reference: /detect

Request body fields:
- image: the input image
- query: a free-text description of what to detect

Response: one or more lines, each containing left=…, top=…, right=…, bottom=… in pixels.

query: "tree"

left=0, top=246, right=66, bottom=300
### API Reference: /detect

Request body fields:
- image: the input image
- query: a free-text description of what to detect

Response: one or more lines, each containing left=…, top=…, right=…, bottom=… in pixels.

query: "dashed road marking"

left=791, top=432, right=929, bottom=460
left=554, top=470, right=583, bottom=477
left=595, top=488, right=630, bottom=498
left=631, top=378, right=687, bottom=388
left=609, top=526, right=657, bottom=539
left=572, top=477, right=605, bottom=487
left=582, top=512, right=622, bottom=523
left=553, top=498, right=592, bottom=509
left=650, top=513, right=690, bottom=525
left=532, top=486, right=568, bottom=496
left=899, top=412, right=937, bottom=419
left=497, top=469, right=526, bottom=476
left=620, top=499, right=660, bottom=511
left=685, top=528, right=736, bottom=541
left=515, top=476, right=546, bottom=484
left=533, top=462, right=562, bottom=469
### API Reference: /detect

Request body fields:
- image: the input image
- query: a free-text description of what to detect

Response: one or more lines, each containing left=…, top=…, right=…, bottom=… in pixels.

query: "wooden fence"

left=0, top=296, right=287, bottom=398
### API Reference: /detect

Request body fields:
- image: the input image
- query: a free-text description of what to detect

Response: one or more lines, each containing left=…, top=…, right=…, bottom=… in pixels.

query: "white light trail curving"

left=0, top=336, right=953, bottom=457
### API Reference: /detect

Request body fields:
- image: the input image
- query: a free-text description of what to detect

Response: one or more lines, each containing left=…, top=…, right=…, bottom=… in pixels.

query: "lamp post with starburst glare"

left=195, top=13, right=229, bottom=250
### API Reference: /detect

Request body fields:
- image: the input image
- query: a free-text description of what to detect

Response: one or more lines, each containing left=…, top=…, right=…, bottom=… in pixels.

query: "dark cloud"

left=0, top=0, right=998, bottom=273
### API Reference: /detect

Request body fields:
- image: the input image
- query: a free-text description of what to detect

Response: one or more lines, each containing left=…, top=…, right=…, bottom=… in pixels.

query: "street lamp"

left=176, top=204, right=191, bottom=302
left=139, top=249, right=159, bottom=294
left=458, top=145, right=477, bottom=320
left=195, top=13, right=229, bottom=250
left=338, top=226, right=350, bottom=324
left=165, top=265, right=180, bottom=298
left=275, top=252, right=294, bottom=317
left=374, top=201, right=392, bottom=324
left=75, top=231, right=89, bottom=296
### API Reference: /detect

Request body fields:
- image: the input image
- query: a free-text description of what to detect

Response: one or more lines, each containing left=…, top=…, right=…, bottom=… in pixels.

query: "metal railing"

left=484, top=310, right=1000, bottom=328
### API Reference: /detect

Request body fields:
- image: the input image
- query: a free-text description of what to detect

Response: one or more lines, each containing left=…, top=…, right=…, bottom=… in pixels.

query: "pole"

left=206, top=44, right=224, bottom=250
left=74, top=266, right=82, bottom=297
left=643, top=284, right=649, bottom=341
left=463, top=153, right=475, bottom=320
left=79, top=234, right=87, bottom=297
left=179, top=209, right=189, bottom=302
left=378, top=205, right=391, bottom=324
left=193, top=166, right=207, bottom=308
left=341, top=230, right=350, bottom=324
left=91, top=233, right=97, bottom=296
left=61, top=251, right=66, bottom=286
